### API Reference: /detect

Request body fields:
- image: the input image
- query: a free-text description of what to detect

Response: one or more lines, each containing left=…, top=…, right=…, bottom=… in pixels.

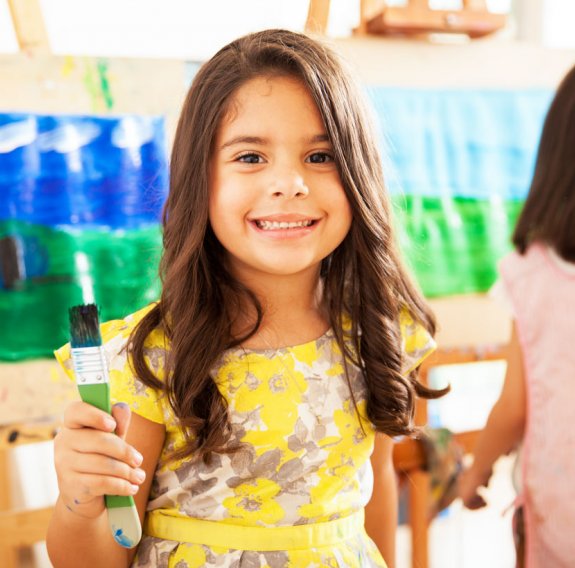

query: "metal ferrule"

left=70, top=346, right=110, bottom=386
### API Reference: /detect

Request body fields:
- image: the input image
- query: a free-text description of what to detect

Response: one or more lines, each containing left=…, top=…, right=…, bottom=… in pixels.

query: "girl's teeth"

left=256, top=220, right=313, bottom=230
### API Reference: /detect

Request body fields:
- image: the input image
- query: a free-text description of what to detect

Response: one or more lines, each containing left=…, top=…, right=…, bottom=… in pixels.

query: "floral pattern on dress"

left=55, top=304, right=435, bottom=567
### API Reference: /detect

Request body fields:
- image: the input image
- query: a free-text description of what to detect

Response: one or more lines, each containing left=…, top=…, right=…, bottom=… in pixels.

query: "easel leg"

left=409, top=469, right=430, bottom=568
left=0, top=447, right=20, bottom=568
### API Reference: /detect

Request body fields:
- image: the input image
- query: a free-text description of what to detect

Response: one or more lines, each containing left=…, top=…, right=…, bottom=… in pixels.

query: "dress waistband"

left=144, top=509, right=365, bottom=551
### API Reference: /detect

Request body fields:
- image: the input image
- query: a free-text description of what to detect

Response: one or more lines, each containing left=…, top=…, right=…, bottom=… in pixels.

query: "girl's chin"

left=231, top=259, right=322, bottom=279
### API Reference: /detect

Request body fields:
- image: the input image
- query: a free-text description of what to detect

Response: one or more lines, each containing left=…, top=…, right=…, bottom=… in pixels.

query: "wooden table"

left=0, top=359, right=76, bottom=568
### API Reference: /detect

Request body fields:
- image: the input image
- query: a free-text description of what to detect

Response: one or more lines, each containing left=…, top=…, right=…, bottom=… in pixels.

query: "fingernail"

left=132, top=450, right=143, bottom=466
left=115, top=402, right=129, bottom=409
left=134, top=469, right=146, bottom=482
left=104, top=418, right=116, bottom=431
left=130, top=484, right=139, bottom=494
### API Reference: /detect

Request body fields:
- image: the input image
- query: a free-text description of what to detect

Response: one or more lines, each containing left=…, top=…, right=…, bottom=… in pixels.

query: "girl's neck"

left=232, top=267, right=329, bottom=350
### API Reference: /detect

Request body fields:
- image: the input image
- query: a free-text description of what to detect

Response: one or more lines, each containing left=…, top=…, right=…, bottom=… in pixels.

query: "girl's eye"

left=237, top=153, right=262, bottom=164
left=306, top=152, right=334, bottom=164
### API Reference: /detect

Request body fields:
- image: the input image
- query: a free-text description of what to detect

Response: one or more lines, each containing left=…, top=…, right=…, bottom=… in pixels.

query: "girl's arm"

left=458, top=323, right=526, bottom=509
left=47, top=404, right=165, bottom=568
left=365, top=433, right=398, bottom=568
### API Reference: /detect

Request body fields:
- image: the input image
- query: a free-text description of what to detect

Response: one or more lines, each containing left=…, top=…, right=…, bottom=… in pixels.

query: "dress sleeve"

left=53, top=308, right=166, bottom=425
left=399, top=308, right=436, bottom=376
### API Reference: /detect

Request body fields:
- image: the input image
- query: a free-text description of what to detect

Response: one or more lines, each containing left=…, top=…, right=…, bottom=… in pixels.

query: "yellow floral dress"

left=55, top=305, right=435, bottom=568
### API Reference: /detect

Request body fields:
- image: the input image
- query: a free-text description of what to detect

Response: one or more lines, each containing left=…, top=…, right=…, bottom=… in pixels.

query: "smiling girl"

left=47, top=29, right=444, bottom=568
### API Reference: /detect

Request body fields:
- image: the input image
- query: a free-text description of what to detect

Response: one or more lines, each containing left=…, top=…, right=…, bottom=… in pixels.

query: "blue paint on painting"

left=366, top=87, right=553, bottom=200
left=0, top=113, right=168, bottom=228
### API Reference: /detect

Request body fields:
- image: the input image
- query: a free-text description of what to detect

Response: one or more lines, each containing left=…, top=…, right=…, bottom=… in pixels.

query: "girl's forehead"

left=227, top=75, right=310, bottom=110
left=220, top=76, right=319, bottom=126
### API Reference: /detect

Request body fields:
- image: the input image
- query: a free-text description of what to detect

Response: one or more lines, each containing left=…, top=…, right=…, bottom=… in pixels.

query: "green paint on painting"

left=392, top=196, right=524, bottom=297
left=81, top=59, right=114, bottom=111
left=82, top=60, right=101, bottom=112
left=97, top=59, right=114, bottom=110
left=0, top=221, right=162, bottom=361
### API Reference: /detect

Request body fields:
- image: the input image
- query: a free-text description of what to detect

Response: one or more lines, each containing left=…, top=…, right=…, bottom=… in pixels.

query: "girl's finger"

left=111, top=402, right=132, bottom=439
left=69, top=453, right=146, bottom=486
left=62, top=401, right=116, bottom=432
left=67, top=473, right=141, bottom=499
left=58, top=428, right=143, bottom=468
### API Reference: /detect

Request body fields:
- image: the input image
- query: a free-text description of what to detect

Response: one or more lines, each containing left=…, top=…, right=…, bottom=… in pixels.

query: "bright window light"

left=38, top=0, right=310, bottom=60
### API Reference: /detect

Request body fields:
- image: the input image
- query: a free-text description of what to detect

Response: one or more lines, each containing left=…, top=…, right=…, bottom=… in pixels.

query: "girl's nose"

left=268, top=168, right=309, bottom=199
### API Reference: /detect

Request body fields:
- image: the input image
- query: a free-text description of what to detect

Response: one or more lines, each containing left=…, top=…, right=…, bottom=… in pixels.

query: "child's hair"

left=129, top=29, right=445, bottom=462
left=513, top=63, right=575, bottom=262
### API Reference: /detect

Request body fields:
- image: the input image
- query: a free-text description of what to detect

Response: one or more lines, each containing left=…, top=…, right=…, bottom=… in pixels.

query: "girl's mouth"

left=254, top=219, right=316, bottom=231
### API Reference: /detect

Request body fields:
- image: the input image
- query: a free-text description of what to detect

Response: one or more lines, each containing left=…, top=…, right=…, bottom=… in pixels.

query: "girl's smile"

left=208, top=75, right=352, bottom=281
left=250, top=214, right=318, bottom=238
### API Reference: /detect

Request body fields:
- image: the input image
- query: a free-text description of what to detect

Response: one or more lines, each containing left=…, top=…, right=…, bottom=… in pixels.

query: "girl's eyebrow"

left=309, top=134, right=330, bottom=143
left=220, top=136, right=267, bottom=150
left=220, top=133, right=330, bottom=151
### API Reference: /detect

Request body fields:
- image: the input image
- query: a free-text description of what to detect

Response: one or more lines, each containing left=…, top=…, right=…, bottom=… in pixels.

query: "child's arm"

left=458, top=323, right=526, bottom=509
left=46, top=402, right=165, bottom=568
left=365, top=433, right=397, bottom=568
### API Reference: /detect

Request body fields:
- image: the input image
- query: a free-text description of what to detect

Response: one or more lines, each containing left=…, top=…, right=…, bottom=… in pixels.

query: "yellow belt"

left=144, top=509, right=365, bottom=551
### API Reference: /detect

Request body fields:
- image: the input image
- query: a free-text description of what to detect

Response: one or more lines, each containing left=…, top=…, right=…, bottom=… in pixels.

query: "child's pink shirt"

left=500, top=243, right=575, bottom=568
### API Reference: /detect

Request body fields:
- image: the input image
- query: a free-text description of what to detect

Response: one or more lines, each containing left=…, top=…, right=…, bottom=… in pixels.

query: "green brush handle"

left=76, top=384, right=133, bottom=510
left=71, top=347, right=142, bottom=548
left=77, top=383, right=112, bottom=414
left=106, top=495, right=135, bottom=508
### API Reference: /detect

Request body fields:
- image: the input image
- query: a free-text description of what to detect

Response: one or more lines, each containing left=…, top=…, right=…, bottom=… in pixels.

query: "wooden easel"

left=6, top=0, right=51, bottom=54
left=0, top=359, right=76, bottom=568
left=393, top=343, right=509, bottom=568
left=0, top=421, right=60, bottom=568
left=306, top=0, right=507, bottom=38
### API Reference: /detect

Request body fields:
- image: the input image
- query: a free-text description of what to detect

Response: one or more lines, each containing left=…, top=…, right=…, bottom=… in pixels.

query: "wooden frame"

left=0, top=422, right=58, bottom=568
left=364, top=0, right=507, bottom=38
left=7, top=0, right=51, bottom=54
left=306, top=0, right=507, bottom=38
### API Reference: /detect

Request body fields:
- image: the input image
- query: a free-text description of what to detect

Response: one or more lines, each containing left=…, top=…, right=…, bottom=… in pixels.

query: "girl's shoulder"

left=101, top=302, right=166, bottom=349
left=398, top=307, right=436, bottom=375
left=54, top=302, right=165, bottom=381
left=54, top=302, right=168, bottom=424
left=337, top=310, right=435, bottom=375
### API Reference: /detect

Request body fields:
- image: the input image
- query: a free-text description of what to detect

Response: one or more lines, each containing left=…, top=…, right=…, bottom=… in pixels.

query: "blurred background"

left=1, top=1, right=574, bottom=567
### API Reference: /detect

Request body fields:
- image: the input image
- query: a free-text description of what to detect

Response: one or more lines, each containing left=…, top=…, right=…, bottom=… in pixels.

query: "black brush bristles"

left=69, top=304, right=103, bottom=348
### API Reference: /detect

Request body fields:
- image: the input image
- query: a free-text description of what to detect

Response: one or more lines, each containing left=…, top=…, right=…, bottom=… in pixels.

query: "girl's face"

left=209, top=75, right=352, bottom=283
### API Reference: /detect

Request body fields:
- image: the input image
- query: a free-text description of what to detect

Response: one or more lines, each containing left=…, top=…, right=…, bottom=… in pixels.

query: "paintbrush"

left=69, top=303, right=142, bottom=549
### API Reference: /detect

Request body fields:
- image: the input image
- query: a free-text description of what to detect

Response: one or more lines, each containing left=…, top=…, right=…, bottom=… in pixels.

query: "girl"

left=458, top=63, right=575, bottom=568
left=47, top=29, right=443, bottom=568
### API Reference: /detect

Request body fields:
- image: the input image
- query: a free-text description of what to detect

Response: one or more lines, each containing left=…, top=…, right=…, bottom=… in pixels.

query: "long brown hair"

left=130, top=29, right=445, bottom=463
left=513, top=63, right=575, bottom=261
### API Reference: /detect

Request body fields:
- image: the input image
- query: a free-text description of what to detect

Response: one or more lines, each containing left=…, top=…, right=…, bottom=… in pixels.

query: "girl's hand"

left=53, top=401, right=145, bottom=520
left=458, top=465, right=491, bottom=510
